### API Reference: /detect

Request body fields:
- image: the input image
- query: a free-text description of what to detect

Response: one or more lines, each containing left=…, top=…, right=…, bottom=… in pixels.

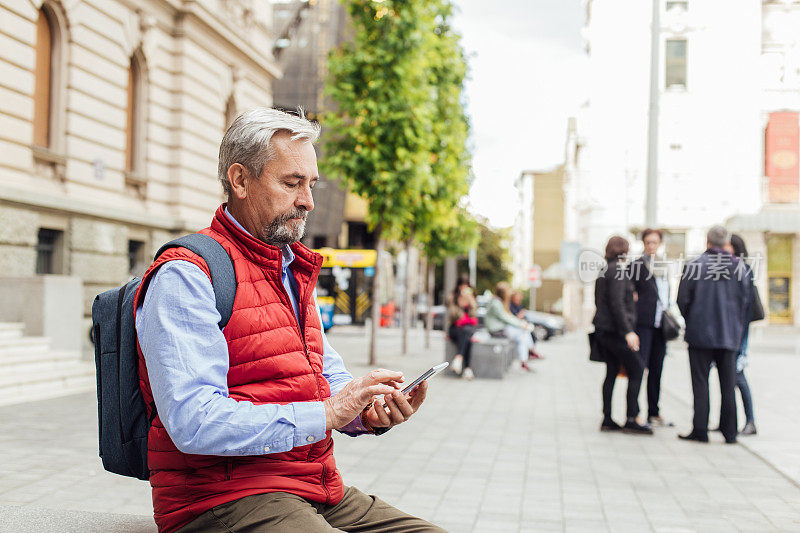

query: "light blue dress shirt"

left=135, top=209, right=367, bottom=457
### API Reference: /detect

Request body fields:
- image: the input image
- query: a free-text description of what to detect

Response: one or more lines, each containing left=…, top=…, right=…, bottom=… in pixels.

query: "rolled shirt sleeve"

left=136, top=260, right=327, bottom=456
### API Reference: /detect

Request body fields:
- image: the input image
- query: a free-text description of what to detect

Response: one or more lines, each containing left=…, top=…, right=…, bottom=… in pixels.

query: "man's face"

left=643, top=234, right=661, bottom=256
left=240, top=132, right=318, bottom=246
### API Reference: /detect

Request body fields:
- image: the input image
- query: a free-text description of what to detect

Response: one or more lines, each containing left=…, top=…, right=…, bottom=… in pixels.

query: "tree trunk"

left=369, top=233, right=384, bottom=366
left=401, top=239, right=413, bottom=355
left=425, top=261, right=434, bottom=349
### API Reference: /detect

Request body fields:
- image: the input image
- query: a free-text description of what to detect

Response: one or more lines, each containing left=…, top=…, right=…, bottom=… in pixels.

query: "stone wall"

left=0, top=0, right=278, bottom=352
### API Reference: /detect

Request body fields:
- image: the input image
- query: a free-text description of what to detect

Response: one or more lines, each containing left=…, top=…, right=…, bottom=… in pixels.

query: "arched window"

left=125, top=48, right=148, bottom=196
left=33, top=3, right=66, bottom=151
left=33, top=7, right=53, bottom=148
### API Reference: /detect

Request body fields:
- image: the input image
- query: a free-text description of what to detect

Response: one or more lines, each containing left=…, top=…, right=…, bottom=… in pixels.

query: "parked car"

left=523, top=311, right=566, bottom=341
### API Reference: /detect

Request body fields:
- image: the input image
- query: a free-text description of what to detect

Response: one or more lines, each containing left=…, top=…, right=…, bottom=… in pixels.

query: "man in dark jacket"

left=677, top=225, right=752, bottom=444
left=629, top=229, right=672, bottom=427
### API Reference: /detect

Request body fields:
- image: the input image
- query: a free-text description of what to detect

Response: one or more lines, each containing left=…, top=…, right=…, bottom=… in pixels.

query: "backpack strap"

left=154, top=234, right=236, bottom=328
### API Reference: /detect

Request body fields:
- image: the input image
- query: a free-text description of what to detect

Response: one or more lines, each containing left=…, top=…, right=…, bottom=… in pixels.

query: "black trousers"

left=448, top=324, right=476, bottom=368
left=688, top=347, right=737, bottom=441
left=636, top=326, right=667, bottom=418
left=596, top=331, right=644, bottom=419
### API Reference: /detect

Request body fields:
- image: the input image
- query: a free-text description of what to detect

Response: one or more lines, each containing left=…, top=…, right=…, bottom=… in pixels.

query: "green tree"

left=323, top=0, right=472, bottom=363
left=471, top=221, right=511, bottom=296
left=399, top=1, right=472, bottom=354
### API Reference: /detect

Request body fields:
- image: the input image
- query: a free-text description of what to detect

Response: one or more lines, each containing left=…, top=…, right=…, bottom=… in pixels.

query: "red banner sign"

left=765, top=112, right=800, bottom=204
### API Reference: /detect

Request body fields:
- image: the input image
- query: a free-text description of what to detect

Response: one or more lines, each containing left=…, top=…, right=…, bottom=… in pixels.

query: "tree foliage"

left=322, top=0, right=473, bottom=359
left=471, top=221, right=511, bottom=295
left=322, top=0, right=472, bottom=249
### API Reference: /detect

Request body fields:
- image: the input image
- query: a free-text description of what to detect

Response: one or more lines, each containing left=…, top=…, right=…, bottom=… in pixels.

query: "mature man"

left=134, top=108, right=443, bottom=532
left=677, top=225, right=752, bottom=444
left=628, top=228, right=672, bottom=428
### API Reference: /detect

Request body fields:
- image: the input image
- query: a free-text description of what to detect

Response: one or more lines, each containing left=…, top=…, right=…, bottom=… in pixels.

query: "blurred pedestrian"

left=510, top=290, right=544, bottom=360
left=592, top=236, right=651, bottom=434
left=485, top=282, right=536, bottom=371
left=629, top=229, right=673, bottom=428
left=677, top=225, right=752, bottom=444
left=446, top=274, right=478, bottom=380
left=721, top=234, right=760, bottom=436
left=509, top=290, right=525, bottom=318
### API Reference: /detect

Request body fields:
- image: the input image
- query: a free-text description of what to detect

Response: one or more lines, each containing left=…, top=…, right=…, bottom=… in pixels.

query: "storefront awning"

left=727, top=208, right=800, bottom=233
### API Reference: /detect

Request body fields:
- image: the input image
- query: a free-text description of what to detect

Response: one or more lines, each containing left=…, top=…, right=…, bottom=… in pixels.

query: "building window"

left=663, top=230, right=686, bottom=261
left=32, top=3, right=67, bottom=155
left=313, top=236, right=327, bottom=249
left=665, top=39, right=687, bottom=89
left=128, top=240, right=146, bottom=277
left=125, top=49, right=148, bottom=197
left=33, top=8, right=53, bottom=148
left=36, top=228, right=63, bottom=274
left=666, top=1, right=688, bottom=12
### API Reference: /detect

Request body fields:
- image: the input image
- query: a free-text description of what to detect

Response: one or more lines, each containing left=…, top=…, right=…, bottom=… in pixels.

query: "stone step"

left=0, top=363, right=96, bottom=407
left=0, top=361, right=95, bottom=389
left=0, top=322, right=25, bottom=340
left=0, top=350, right=85, bottom=374
left=0, top=336, right=51, bottom=357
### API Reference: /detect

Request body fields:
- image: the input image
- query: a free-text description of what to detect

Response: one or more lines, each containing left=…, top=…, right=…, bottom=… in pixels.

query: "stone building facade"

left=565, top=0, right=800, bottom=326
left=0, top=0, right=279, bottom=351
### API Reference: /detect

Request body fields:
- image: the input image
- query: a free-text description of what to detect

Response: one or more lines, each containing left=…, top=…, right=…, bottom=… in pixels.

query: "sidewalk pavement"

left=1, top=326, right=799, bottom=532
left=660, top=325, right=800, bottom=489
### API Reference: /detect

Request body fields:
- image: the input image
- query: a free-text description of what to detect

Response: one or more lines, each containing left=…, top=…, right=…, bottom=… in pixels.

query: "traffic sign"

left=528, top=265, right=542, bottom=282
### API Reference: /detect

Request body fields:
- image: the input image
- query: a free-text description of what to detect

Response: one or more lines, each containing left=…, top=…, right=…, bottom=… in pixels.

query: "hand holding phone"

left=365, top=363, right=447, bottom=430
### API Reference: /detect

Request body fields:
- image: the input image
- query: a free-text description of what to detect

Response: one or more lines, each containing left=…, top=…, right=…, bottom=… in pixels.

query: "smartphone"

left=401, top=362, right=449, bottom=395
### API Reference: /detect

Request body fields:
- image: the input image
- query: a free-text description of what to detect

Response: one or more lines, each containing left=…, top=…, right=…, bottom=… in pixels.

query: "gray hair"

left=707, top=225, right=729, bottom=248
left=218, top=107, right=321, bottom=196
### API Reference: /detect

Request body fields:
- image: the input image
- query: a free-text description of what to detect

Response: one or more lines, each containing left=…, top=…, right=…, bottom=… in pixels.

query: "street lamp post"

left=645, top=0, right=660, bottom=228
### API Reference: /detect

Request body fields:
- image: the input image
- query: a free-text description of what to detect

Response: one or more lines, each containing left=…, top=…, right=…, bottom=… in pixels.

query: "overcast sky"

left=450, top=0, right=588, bottom=228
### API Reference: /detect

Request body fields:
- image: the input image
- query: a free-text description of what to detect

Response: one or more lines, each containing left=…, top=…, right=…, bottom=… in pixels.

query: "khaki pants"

left=176, top=486, right=446, bottom=532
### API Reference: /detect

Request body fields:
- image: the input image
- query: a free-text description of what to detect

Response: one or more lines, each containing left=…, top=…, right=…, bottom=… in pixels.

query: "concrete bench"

left=444, top=331, right=514, bottom=379
left=2, top=504, right=156, bottom=533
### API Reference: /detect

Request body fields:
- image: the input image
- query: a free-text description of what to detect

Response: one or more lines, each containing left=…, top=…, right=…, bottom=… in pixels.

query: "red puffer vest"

left=133, top=205, right=343, bottom=533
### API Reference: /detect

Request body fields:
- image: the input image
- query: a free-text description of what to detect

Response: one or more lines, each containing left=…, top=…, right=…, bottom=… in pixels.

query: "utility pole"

left=645, top=0, right=660, bottom=227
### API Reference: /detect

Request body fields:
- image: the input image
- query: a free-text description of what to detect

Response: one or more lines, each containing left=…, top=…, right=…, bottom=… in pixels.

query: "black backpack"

left=92, top=234, right=236, bottom=480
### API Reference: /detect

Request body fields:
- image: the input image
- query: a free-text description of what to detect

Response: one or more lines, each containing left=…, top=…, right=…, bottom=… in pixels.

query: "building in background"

left=510, top=171, right=534, bottom=290
left=0, top=0, right=279, bottom=361
left=564, top=0, right=800, bottom=327
left=532, top=166, right=565, bottom=314
left=510, top=167, right=566, bottom=314
left=727, top=0, right=800, bottom=326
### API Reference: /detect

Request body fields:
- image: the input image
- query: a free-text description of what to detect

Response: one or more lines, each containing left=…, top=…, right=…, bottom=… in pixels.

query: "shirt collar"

left=223, top=206, right=295, bottom=270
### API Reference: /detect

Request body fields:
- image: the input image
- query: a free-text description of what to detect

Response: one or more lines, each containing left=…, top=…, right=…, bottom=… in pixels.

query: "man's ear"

left=227, top=163, right=248, bottom=200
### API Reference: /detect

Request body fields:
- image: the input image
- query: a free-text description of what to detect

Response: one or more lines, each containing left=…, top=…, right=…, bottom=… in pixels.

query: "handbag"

left=750, top=285, right=765, bottom=322
left=641, top=258, right=680, bottom=341
left=588, top=331, right=605, bottom=362
left=660, top=309, right=680, bottom=341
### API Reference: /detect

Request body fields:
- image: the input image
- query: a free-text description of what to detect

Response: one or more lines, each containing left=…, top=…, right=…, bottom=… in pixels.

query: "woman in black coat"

left=592, top=236, right=652, bottom=434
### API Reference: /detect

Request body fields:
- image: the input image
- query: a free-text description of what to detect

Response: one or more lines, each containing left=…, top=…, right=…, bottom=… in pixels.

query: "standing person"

left=677, top=225, right=752, bottom=444
left=134, top=108, right=443, bottom=532
left=628, top=229, right=673, bottom=427
left=447, top=274, right=478, bottom=380
left=510, top=290, right=544, bottom=360
left=485, top=282, right=536, bottom=371
left=592, top=236, right=652, bottom=434
left=723, top=234, right=758, bottom=436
